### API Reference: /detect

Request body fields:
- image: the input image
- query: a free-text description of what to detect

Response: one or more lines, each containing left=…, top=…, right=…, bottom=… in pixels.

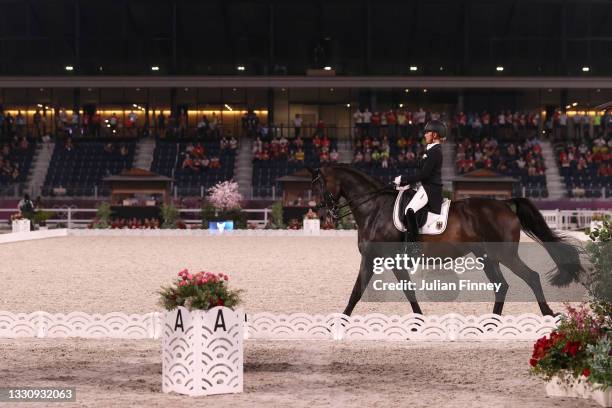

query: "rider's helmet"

left=423, top=120, right=447, bottom=141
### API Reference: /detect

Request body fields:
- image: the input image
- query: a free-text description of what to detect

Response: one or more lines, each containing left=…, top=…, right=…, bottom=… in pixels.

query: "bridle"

left=311, top=168, right=393, bottom=220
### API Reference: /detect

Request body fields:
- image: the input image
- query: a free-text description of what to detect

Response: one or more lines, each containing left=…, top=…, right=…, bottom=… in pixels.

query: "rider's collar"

left=426, top=142, right=440, bottom=150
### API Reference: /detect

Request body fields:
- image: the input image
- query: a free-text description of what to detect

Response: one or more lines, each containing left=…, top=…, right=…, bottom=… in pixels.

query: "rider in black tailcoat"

left=394, top=120, right=446, bottom=241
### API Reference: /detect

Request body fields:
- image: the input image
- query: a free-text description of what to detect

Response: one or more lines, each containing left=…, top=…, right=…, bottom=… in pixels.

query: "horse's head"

left=306, top=166, right=341, bottom=219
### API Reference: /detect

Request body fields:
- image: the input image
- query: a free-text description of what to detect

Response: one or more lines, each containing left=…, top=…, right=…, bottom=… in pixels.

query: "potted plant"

left=10, top=213, right=29, bottom=233
left=161, top=203, right=181, bottom=229
left=33, top=211, right=54, bottom=230
left=159, top=269, right=244, bottom=396
left=92, top=202, right=112, bottom=229
left=530, top=220, right=611, bottom=407
left=206, top=180, right=244, bottom=230
left=265, top=200, right=284, bottom=229
left=590, top=214, right=609, bottom=233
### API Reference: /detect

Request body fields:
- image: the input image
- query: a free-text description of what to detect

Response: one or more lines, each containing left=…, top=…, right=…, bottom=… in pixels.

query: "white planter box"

left=11, top=219, right=30, bottom=233
left=162, top=306, right=244, bottom=396
left=546, top=375, right=612, bottom=407
left=303, top=219, right=320, bottom=235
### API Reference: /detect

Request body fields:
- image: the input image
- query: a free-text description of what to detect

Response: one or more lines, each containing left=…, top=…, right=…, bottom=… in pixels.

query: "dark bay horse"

left=308, top=164, right=584, bottom=316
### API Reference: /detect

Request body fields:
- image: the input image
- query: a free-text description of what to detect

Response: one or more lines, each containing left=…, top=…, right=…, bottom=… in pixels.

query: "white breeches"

left=405, top=185, right=428, bottom=214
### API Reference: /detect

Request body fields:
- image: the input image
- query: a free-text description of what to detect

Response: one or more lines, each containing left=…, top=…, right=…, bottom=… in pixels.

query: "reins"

left=312, top=170, right=394, bottom=220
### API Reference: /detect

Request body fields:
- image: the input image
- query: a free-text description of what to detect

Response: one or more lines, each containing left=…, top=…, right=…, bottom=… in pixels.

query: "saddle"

left=392, top=186, right=451, bottom=235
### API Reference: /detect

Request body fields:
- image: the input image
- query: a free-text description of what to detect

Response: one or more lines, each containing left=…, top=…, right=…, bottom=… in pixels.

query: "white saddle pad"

left=393, top=187, right=451, bottom=235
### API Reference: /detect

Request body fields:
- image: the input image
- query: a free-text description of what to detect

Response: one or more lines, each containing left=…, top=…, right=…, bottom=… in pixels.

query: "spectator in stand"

left=109, top=112, right=119, bottom=134
left=330, top=148, right=339, bottom=163
left=353, top=108, right=363, bottom=137
left=362, top=108, right=372, bottom=137
left=127, top=110, right=138, bottom=136
left=295, top=148, right=305, bottom=162
left=220, top=135, right=229, bottom=150
left=15, top=111, right=25, bottom=137
left=293, top=114, right=303, bottom=138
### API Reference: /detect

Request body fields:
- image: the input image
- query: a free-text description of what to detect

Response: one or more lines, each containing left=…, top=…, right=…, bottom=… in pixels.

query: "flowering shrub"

left=207, top=180, right=243, bottom=212
left=159, top=269, right=242, bottom=311
left=530, top=304, right=610, bottom=389
left=10, top=213, right=24, bottom=221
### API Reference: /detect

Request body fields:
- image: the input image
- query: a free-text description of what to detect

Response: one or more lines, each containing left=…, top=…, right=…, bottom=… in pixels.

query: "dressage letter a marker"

left=214, top=309, right=227, bottom=332
left=174, top=309, right=184, bottom=332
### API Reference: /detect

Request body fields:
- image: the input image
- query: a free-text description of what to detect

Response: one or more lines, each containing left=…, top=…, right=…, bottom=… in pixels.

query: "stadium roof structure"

left=1, top=0, right=612, bottom=77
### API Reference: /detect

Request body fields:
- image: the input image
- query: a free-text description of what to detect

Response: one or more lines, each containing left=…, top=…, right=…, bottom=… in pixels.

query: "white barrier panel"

left=68, top=229, right=357, bottom=237
left=0, top=228, right=68, bottom=244
left=162, top=307, right=243, bottom=396
left=0, top=311, right=561, bottom=341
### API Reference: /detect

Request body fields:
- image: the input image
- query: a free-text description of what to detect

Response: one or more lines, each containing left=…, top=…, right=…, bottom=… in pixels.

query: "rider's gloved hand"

left=393, top=175, right=402, bottom=186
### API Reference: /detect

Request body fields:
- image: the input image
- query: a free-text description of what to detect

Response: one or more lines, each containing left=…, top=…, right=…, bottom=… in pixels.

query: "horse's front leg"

left=342, top=254, right=374, bottom=316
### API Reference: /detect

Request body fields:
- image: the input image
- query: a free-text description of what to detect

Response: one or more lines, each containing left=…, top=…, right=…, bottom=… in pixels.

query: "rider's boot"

left=404, top=209, right=422, bottom=268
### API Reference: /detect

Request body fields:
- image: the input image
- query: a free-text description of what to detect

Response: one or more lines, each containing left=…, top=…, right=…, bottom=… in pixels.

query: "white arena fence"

left=0, top=208, right=271, bottom=229
left=1, top=208, right=609, bottom=231
left=0, top=311, right=561, bottom=342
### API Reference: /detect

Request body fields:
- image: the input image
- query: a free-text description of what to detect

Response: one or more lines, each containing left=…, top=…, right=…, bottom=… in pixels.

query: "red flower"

left=562, top=341, right=581, bottom=357
left=582, top=367, right=590, bottom=377
left=529, top=358, right=538, bottom=367
left=216, top=299, right=224, bottom=306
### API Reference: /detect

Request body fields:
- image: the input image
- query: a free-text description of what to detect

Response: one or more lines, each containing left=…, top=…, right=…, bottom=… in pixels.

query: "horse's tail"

left=505, top=197, right=584, bottom=287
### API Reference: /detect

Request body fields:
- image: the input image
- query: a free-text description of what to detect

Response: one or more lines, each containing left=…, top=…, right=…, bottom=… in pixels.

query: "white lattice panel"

left=162, top=307, right=243, bottom=396
left=0, top=310, right=561, bottom=341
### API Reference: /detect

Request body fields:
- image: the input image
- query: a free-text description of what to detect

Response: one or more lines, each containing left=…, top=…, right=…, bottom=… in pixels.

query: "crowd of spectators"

left=180, top=137, right=238, bottom=174
left=252, top=134, right=338, bottom=163
left=557, top=133, right=612, bottom=198
left=456, top=136, right=546, bottom=176
left=0, top=137, right=30, bottom=184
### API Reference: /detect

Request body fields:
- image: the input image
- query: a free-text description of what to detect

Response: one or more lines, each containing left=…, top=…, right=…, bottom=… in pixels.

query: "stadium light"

left=496, top=66, right=504, bottom=72
left=151, top=66, right=160, bottom=71
left=224, top=104, right=233, bottom=111
left=582, top=66, right=590, bottom=72
left=409, top=66, right=418, bottom=71
left=404, top=89, right=410, bottom=93
left=566, top=105, right=571, bottom=109
left=65, top=65, right=74, bottom=71
left=572, top=102, right=578, bottom=107
left=399, top=103, right=404, bottom=108
left=237, top=65, right=245, bottom=71
left=323, top=66, right=332, bottom=71
left=423, top=89, right=428, bottom=93
left=346, top=103, right=351, bottom=108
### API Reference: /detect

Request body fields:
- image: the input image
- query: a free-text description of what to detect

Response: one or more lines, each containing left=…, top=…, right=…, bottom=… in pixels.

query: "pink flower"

left=223, top=275, right=228, bottom=281
left=178, top=280, right=187, bottom=287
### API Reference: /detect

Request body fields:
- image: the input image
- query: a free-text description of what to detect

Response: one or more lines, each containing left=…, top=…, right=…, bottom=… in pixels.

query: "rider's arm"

left=399, top=149, right=440, bottom=185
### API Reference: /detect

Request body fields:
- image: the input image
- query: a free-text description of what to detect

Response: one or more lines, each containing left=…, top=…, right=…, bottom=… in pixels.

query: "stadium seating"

left=42, top=141, right=135, bottom=196
left=151, top=140, right=236, bottom=196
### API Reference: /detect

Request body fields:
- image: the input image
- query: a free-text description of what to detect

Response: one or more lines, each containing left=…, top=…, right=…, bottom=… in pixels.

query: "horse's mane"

left=324, top=163, right=390, bottom=191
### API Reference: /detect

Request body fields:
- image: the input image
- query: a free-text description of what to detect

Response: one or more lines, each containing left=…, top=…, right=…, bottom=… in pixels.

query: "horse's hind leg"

left=481, top=259, right=509, bottom=315
left=391, top=268, right=423, bottom=314
left=342, top=255, right=374, bottom=316
left=500, top=255, right=555, bottom=316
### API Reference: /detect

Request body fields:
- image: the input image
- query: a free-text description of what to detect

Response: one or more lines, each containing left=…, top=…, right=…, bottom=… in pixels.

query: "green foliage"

left=200, top=203, right=217, bottom=229
left=586, top=220, right=612, bottom=313
left=159, top=270, right=242, bottom=311
left=161, top=203, right=180, bottom=229
left=266, top=201, right=284, bottom=229
left=32, top=210, right=54, bottom=225
left=93, top=202, right=112, bottom=229
left=586, top=337, right=612, bottom=389
left=201, top=203, right=247, bottom=229
left=221, top=208, right=247, bottom=229
left=337, top=202, right=356, bottom=230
